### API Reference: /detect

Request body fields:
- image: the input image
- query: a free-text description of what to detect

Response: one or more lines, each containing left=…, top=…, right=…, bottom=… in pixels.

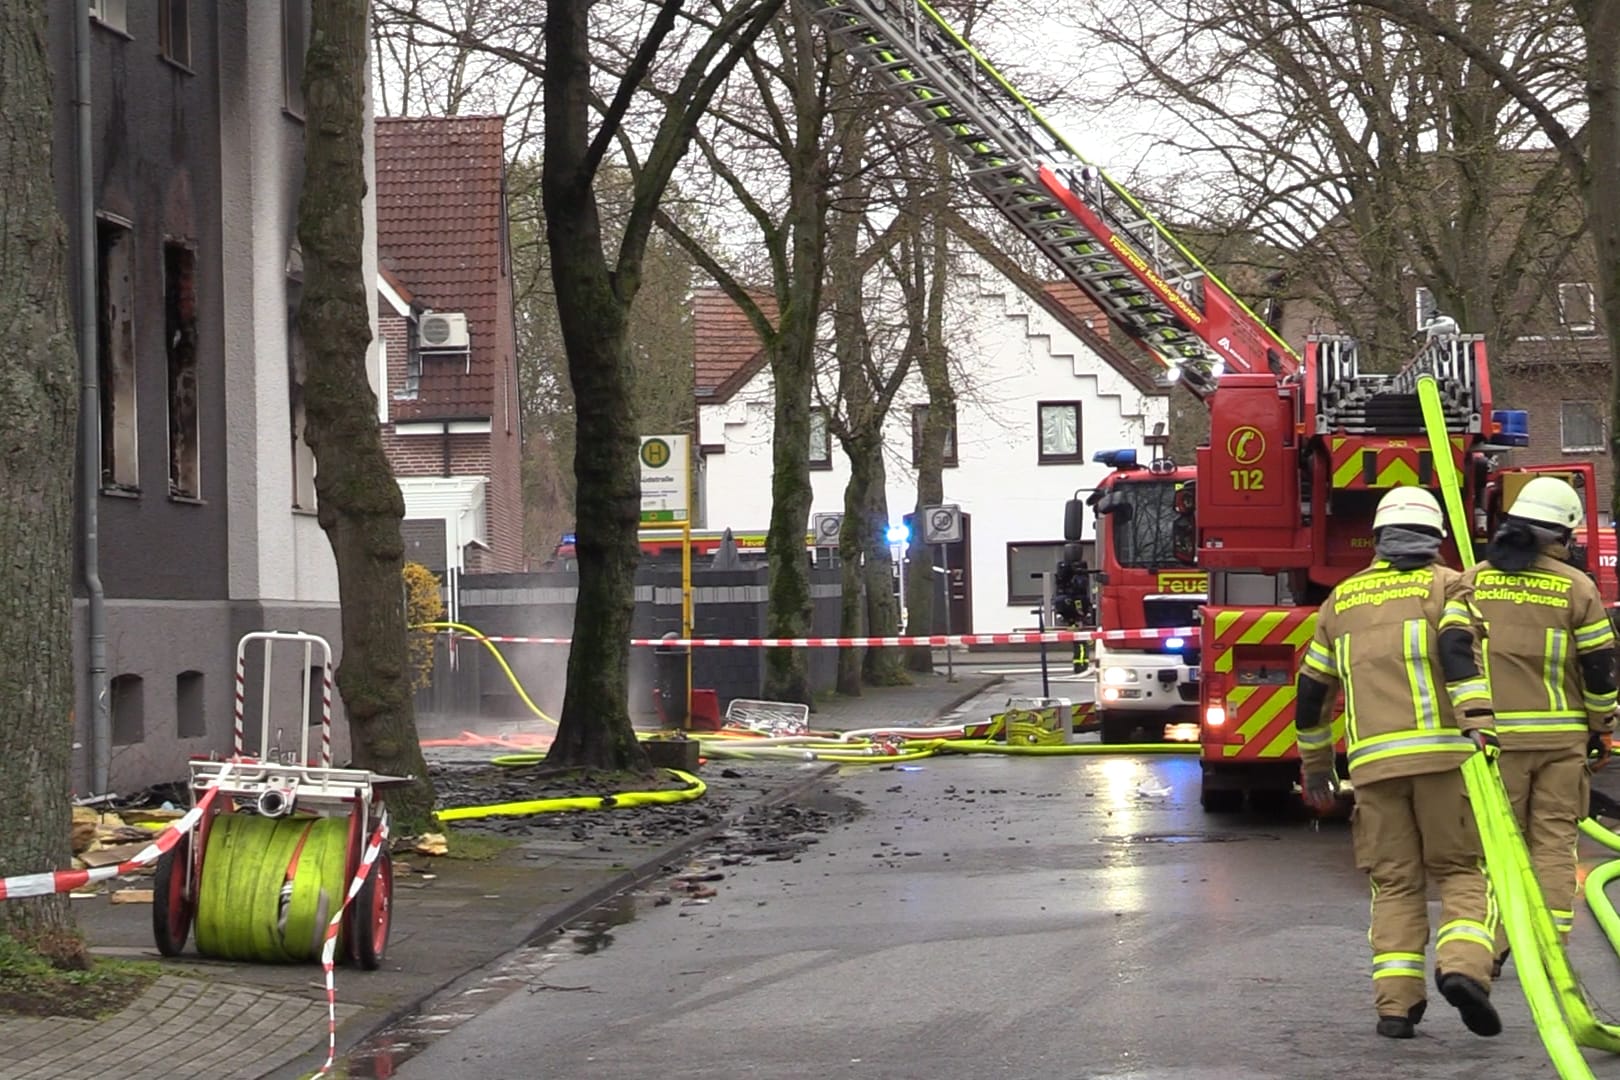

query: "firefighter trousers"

left=1494, top=745, right=1589, bottom=950
left=1353, top=769, right=1496, bottom=1017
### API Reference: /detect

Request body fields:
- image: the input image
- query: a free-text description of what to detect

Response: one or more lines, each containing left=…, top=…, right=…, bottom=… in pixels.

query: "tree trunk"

left=858, top=448, right=907, bottom=686
left=762, top=6, right=830, bottom=706
left=835, top=443, right=869, bottom=697
left=298, top=0, right=435, bottom=829
left=1589, top=4, right=1620, bottom=528
left=906, top=202, right=953, bottom=673
left=0, top=0, right=85, bottom=964
left=763, top=319, right=819, bottom=704
left=541, top=0, right=650, bottom=773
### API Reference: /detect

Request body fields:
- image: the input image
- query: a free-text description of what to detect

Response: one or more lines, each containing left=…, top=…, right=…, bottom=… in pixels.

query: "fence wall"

left=415, top=560, right=847, bottom=724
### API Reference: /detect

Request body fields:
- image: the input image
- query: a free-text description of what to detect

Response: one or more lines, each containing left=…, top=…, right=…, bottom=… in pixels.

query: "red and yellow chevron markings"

left=1329, top=436, right=1466, bottom=491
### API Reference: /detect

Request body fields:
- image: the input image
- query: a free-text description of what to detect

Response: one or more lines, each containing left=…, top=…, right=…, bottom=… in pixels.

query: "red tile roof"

left=375, top=116, right=508, bottom=418
left=1041, top=281, right=1107, bottom=326
left=693, top=286, right=776, bottom=402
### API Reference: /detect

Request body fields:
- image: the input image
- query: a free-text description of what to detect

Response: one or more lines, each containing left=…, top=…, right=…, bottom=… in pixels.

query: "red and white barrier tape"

left=0, top=767, right=231, bottom=900
left=314, top=809, right=389, bottom=1078
left=450, top=626, right=1200, bottom=649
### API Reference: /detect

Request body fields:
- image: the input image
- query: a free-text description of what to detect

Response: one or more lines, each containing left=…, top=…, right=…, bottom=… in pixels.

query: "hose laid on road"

left=412, top=620, right=559, bottom=728
left=193, top=814, right=352, bottom=964
left=436, top=768, right=707, bottom=822
left=1464, top=754, right=1593, bottom=1076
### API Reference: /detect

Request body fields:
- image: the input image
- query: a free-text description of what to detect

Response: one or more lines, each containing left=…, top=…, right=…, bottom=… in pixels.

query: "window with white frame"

left=1559, top=282, right=1596, bottom=333
left=91, top=0, right=129, bottom=33
left=1560, top=401, right=1605, bottom=453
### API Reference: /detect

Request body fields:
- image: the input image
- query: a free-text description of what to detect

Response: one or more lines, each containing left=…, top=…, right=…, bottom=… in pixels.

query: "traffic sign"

left=921, top=504, right=961, bottom=544
left=811, top=512, right=844, bottom=545
left=639, top=435, right=690, bottom=524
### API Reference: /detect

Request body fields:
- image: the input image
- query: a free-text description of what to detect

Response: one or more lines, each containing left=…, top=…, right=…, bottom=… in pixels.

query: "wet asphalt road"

left=361, top=671, right=1620, bottom=1079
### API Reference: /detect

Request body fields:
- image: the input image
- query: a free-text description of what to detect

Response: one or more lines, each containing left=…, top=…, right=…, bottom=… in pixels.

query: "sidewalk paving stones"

left=0, top=676, right=992, bottom=1080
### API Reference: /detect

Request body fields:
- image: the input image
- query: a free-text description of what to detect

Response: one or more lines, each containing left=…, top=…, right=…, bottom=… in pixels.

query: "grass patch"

left=0, top=934, right=161, bottom=1019
left=438, top=828, right=519, bottom=861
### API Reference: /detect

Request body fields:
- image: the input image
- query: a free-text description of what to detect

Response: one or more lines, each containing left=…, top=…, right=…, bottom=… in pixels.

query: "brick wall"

left=380, top=430, right=493, bottom=476
left=1494, top=360, right=1614, bottom=519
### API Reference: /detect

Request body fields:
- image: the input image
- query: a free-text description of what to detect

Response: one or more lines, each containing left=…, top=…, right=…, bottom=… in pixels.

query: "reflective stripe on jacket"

left=1462, top=551, right=1617, bottom=751
left=1296, top=559, right=1490, bottom=785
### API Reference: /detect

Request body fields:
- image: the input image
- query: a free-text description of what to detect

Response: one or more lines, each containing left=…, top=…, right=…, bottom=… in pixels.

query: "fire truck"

left=810, top=0, right=1614, bottom=809
left=1055, top=453, right=1204, bottom=745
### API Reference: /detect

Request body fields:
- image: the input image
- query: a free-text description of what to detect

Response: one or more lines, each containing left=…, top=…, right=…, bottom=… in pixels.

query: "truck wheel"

left=1200, top=786, right=1243, bottom=813
left=1099, top=714, right=1136, bottom=745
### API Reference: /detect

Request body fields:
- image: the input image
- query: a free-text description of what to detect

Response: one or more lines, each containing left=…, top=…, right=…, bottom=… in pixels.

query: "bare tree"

left=1073, top=0, right=1585, bottom=369
left=0, top=0, right=85, bottom=965
left=542, top=0, right=785, bottom=765
left=654, top=4, right=837, bottom=705
left=1339, top=0, right=1619, bottom=520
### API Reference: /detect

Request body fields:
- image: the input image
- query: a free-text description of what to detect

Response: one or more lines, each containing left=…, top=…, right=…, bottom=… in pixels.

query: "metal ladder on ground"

left=810, top=0, right=1297, bottom=394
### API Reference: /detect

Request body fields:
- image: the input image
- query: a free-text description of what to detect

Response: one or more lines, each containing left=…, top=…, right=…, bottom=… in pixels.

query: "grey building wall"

left=48, top=5, right=352, bottom=793
left=51, top=3, right=232, bottom=600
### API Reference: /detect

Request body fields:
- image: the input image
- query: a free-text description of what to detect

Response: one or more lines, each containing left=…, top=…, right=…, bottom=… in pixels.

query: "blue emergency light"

left=1165, top=637, right=1185, bottom=651
left=886, top=524, right=911, bottom=544
left=1093, top=448, right=1139, bottom=469
left=1491, top=410, right=1530, bottom=447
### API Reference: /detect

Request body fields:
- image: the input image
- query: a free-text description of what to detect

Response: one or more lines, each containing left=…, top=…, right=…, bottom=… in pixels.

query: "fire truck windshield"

left=1109, top=480, right=1181, bottom=569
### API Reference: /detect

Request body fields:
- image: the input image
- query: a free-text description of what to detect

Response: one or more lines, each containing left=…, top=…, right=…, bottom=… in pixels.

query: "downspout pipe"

left=76, top=0, right=111, bottom=795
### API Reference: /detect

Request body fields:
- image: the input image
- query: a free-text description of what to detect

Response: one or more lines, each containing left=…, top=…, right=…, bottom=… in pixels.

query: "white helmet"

left=1508, top=476, right=1583, bottom=531
left=1373, top=485, right=1446, bottom=535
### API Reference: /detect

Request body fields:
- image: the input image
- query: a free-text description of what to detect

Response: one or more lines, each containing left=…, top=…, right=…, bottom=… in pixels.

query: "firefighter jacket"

left=1460, top=550, right=1617, bottom=750
left=1294, top=559, right=1494, bottom=786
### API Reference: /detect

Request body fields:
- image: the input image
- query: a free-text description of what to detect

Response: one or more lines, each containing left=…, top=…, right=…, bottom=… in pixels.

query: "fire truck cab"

left=1061, top=449, right=1203, bottom=743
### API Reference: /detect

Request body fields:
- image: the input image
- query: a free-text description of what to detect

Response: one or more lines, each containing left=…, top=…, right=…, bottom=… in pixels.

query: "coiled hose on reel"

left=194, top=814, right=352, bottom=963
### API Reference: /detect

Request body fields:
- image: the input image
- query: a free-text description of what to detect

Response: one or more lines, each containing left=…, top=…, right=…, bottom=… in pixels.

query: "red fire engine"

left=812, top=0, right=1615, bottom=809
left=1056, top=455, right=1204, bottom=745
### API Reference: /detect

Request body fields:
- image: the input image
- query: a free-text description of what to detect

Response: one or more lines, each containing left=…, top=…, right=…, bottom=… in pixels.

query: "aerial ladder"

left=808, top=0, right=1299, bottom=397
left=812, top=0, right=1607, bottom=810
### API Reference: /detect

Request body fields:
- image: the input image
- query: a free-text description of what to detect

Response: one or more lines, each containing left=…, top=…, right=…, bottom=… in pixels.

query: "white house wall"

left=698, top=264, right=1168, bottom=634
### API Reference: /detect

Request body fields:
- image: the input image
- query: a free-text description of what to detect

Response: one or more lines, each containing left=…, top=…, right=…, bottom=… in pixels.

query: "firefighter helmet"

left=1373, top=485, right=1446, bottom=535
left=1508, top=476, right=1583, bottom=531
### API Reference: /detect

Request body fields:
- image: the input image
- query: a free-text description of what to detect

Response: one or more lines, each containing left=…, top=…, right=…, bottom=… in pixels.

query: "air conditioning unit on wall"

left=418, top=311, right=469, bottom=351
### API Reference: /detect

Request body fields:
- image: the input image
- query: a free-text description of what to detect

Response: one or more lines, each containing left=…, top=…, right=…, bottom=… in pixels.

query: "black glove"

left=1301, top=769, right=1338, bottom=812
left=1469, top=728, right=1501, bottom=762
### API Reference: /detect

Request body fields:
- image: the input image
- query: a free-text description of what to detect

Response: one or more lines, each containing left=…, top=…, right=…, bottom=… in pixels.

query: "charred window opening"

left=282, top=0, right=307, bottom=115
left=289, top=291, right=316, bottom=511
left=165, top=243, right=201, bottom=499
left=97, top=219, right=139, bottom=491
left=160, top=0, right=191, bottom=67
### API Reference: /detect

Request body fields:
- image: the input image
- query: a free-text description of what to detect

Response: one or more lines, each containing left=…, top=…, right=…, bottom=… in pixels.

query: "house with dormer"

left=693, top=257, right=1171, bottom=634
left=374, top=116, right=525, bottom=577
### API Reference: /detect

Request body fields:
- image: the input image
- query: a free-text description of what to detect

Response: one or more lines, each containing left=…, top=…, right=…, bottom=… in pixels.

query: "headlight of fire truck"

left=1101, top=666, right=1138, bottom=685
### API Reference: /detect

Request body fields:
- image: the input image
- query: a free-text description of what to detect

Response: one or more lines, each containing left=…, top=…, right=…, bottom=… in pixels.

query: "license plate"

left=1189, top=668, right=1200, bottom=683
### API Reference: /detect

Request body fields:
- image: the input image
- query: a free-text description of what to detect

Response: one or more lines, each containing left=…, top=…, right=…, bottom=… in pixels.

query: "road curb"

left=935, top=673, right=1003, bottom=718
left=265, top=762, right=840, bottom=1079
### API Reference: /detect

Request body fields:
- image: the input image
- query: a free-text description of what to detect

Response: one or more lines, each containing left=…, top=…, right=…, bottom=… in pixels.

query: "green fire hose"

left=1420, top=372, right=1620, bottom=1072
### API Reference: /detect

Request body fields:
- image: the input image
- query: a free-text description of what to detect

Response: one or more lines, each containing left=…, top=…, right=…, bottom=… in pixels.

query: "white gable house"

left=694, top=258, right=1171, bottom=634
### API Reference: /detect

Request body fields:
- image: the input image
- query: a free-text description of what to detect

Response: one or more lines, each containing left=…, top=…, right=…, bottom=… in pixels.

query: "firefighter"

left=1294, top=485, right=1501, bottom=1040
left=1463, top=475, right=1617, bottom=974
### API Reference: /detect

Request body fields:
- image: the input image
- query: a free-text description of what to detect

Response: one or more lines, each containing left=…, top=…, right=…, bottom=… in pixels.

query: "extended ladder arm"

left=811, top=0, right=1300, bottom=397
